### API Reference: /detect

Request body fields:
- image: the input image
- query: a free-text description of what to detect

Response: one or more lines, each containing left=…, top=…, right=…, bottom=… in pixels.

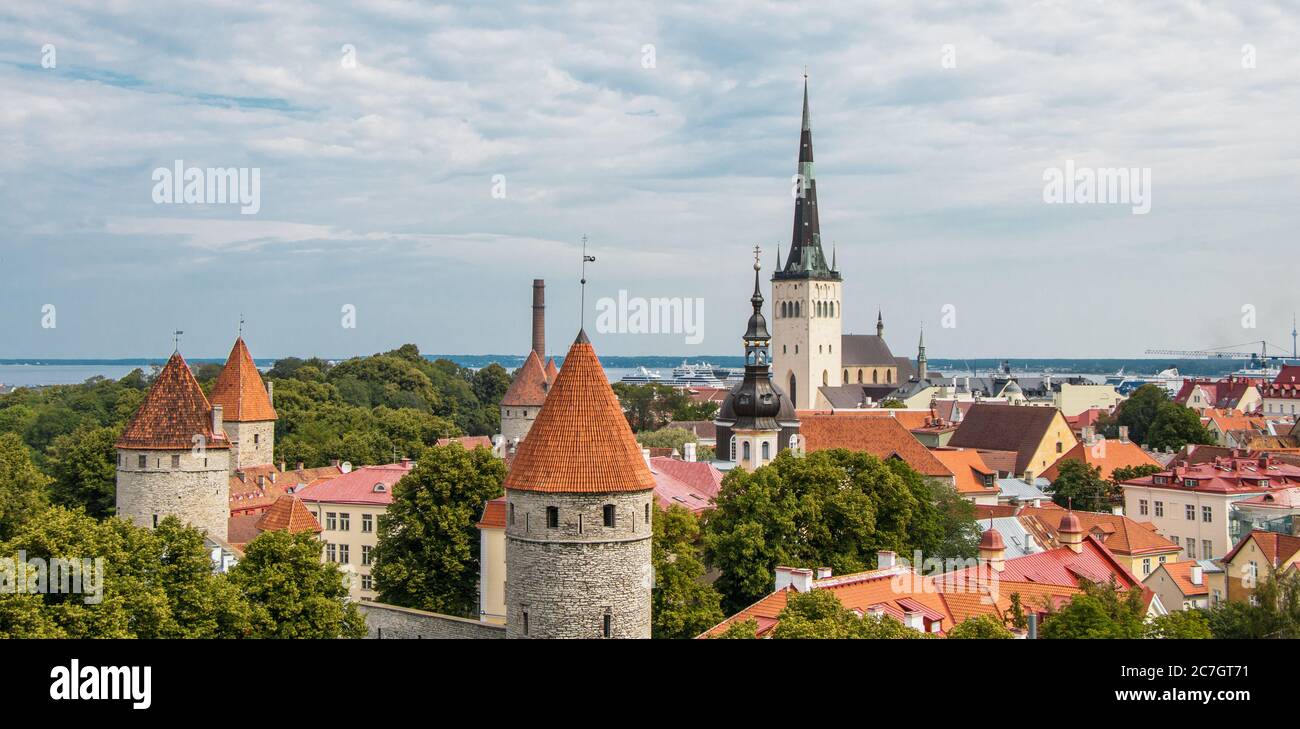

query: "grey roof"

left=841, top=334, right=896, bottom=367
left=817, top=384, right=899, bottom=408
left=989, top=517, right=1041, bottom=559
left=894, top=357, right=916, bottom=382
left=995, top=477, right=1050, bottom=502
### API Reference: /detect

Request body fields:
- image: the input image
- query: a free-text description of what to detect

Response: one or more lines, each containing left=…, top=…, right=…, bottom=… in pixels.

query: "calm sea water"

left=0, top=356, right=1262, bottom=389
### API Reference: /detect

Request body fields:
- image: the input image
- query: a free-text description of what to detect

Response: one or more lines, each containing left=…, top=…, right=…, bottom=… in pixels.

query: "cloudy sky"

left=2, top=1, right=1298, bottom=360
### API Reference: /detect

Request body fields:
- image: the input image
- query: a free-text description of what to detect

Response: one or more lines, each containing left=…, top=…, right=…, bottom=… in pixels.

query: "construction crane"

left=1145, top=339, right=1293, bottom=364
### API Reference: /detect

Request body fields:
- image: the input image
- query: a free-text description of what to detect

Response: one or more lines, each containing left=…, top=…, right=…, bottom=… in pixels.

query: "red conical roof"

left=210, top=337, right=277, bottom=422
left=116, top=352, right=230, bottom=450
left=503, top=331, right=655, bottom=494
left=501, top=350, right=550, bottom=406
left=544, top=357, right=559, bottom=383
left=255, top=494, right=321, bottom=534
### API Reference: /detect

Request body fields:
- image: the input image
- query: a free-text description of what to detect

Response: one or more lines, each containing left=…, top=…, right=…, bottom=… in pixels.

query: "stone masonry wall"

left=224, top=419, right=276, bottom=471
left=360, top=602, right=505, bottom=639
left=505, top=488, right=653, bottom=639
left=499, top=407, right=538, bottom=445
left=116, top=447, right=230, bottom=542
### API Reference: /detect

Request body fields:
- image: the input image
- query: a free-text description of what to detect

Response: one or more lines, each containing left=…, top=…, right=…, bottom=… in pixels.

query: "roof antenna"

left=580, top=234, right=595, bottom=330
left=172, top=330, right=184, bottom=353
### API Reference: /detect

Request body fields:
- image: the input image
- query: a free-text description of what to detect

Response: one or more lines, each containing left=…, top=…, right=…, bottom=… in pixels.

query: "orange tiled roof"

left=116, top=352, right=230, bottom=451
left=929, top=448, right=997, bottom=494
left=1017, top=505, right=1180, bottom=557
left=799, top=414, right=952, bottom=477
left=794, top=408, right=935, bottom=431
left=501, top=350, right=550, bottom=406
left=1222, top=529, right=1300, bottom=567
left=503, top=331, right=656, bottom=494
left=544, top=357, right=559, bottom=382
left=437, top=435, right=494, bottom=450
left=209, top=337, right=277, bottom=422
left=1041, top=438, right=1161, bottom=481
left=254, top=494, right=322, bottom=534
left=1156, top=560, right=1210, bottom=597
left=477, top=496, right=507, bottom=529
left=228, top=464, right=343, bottom=515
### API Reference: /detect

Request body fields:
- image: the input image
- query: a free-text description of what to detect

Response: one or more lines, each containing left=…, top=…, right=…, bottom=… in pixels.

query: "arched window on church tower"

left=857, top=369, right=863, bottom=383
left=729, top=435, right=738, bottom=462
left=742, top=441, right=751, bottom=462
left=761, top=441, right=770, bottom=461
left=873, top=370, right=878, bottom=384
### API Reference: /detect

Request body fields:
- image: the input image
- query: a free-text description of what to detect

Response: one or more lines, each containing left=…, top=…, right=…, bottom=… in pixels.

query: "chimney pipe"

left=642, top=448, right=651, bottom=468
left=683, top=442, right=697, bottom=462
left=877, top=550, right=896, bottom=569
left=212, top=404, right=223, bottom=437
left=267, top=380, right=274, bottom=405
left=1190, top=563, right=1203, bottom=585
left=1027, top=612, right=1038, bottom=639
left=532, top=279, right=546, bottom=359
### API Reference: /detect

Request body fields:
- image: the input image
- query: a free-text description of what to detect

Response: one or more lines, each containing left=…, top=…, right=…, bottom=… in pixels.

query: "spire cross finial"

left=580, top=234, right=596, bottom=328
left=752, top=244, right=762, bottom=269
left=172, top=330, right=184, bottom=353
left=238, top=314, right=244, bottom=337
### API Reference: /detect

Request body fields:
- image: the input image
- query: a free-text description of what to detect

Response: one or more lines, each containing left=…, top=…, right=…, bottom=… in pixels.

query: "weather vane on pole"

left=172, top=330, right=184, bottom=353
left=580, top=234, right=595, bottom=329
left=238, top=314, right=244, bottom=337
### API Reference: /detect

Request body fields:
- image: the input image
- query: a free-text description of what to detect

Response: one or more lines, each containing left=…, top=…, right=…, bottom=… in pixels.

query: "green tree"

left=45, top=424, right=120, bottom=518
left=1110, top=463, right=1163, bottom=488
left=1148, top=609, right=1212, bottom=639
left=612, top=382, right=702, bottom=432
left=652, top=506, right=724, bottom=639
left=713, top=618, right=758, bottom=639
left=1007, top=592, right=1028, bottom=631
left=1039, top=579, right=1148, bottom=639
left=702, top=449, right=977, bottom=613
left=1115, top=384, right=1169, bottom=446
left=1049, top=459, right=1110, bottom=512
left=770, top=589, right=928, bottom=639
left=1146, top=402, right=1216, bottom=452
left=0, top=433, right=50, bottom=541
left=1207, top=571, right=1300, bottom=638
left=637, top=427, right=698, bottom=453
left=947, top=613, right=1014, bottom=639
left=880, top=398, right=906, bottom=409
left=371, top=443, right=506, bottom=617
left=229, top=529, right=366, bottom=639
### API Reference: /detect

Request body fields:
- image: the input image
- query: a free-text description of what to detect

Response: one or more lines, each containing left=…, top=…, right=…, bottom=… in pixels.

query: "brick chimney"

left=532, top=279, right=545, bottom=359
left=1190, top=563, right=1203, bottom=586
left=774, top=566, right=814, bottom=592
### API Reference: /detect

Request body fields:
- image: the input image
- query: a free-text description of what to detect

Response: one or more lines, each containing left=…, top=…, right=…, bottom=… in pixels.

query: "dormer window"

left=1183, top=479, right=1197, bottom=488
left=373, top=482, right=387, bottom=493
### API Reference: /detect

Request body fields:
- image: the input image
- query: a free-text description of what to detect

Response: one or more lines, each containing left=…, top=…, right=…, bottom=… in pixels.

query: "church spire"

left=876, top=310, right=884, bottom=337
left=775, top=73, right=837, bottom=282
left=917, top=324, right=928, bottom=381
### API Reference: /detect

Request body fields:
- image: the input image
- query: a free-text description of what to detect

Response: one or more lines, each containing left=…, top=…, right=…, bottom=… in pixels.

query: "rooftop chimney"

left=903, top=610, right=924, bottom=631
left=267, top=380, right=274, bottom=405
left=1190, top=563, right=1203, bottom=586
left=815, top=567, right=832, bottom=580
left=774, top=566, right=814, bottom=593
left=642, top=447, right=651, bottom=468
left=212, top=404, right=223, bottom=437
left=532, top=279, right=546, bottom=359
left=877, top=550, right=896, bottom=569
left=1118, top=425, right=1130, bottom=443
left=683, top=442, right=697, bottom=463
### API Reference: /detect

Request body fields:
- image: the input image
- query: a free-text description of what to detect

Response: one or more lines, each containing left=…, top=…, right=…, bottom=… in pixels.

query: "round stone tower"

left=504, top=329, right=655, bottom=639
left=499, top=350, right=550, bottom=447
left=115, top=351, right=231, bottom=541
left=209, top=337, right=277, bottom=472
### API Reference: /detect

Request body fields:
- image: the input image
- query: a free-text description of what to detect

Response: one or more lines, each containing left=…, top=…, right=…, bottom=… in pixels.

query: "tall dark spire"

left=735, top=249, right=780, bottom=429
left=775, top=73, right=838, bottom=281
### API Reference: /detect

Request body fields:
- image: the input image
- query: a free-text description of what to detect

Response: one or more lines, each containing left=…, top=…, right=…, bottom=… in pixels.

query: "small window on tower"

left=645, top=503, right=651, bottom=524
left=546, top=506, right=559, bottom=528
left=603, top=504, right=616, bottom=528
left=253, top=433, right=260, bottom=444
left=138, top=455, right=147, bottom=469
left=522, top=607, right=530, bottom=636
left=171, top=454, right=180, bottom=469
left=602, top=611, right=613, bottom=638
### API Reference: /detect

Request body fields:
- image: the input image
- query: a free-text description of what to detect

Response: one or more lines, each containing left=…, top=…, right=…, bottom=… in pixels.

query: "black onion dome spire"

left=775, top=74, right=839, bottom=281
left=734, top=250, right=781, bottom=428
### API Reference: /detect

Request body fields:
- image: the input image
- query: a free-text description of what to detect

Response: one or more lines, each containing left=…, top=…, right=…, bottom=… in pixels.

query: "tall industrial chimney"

left=531, top=279, right=545, bottom=359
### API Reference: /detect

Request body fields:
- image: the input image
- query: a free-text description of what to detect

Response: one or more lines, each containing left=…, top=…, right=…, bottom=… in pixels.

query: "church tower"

left=209, top=337, right=277, bottom=471
left=116, top=350, right=231, bottom=541
left=503, top=330, right=655, bottom=639
left=771, top=76, right=842, bottom=409
left=916, top=325, right=928, bottom=381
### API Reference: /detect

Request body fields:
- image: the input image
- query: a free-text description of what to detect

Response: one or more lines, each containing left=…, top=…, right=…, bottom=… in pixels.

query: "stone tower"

left=771, top=76, right=842, bottom=410
left=209, top=337, right=277, bottom=471
left=499, top=350, right=550, bottom=446
left=716, top=251, right=799, bottom=470
left=916, top=325, right=928, bottom=381
left=503, top=330, right=655, bottom=639
left=115, top=351, right=231, bottom=541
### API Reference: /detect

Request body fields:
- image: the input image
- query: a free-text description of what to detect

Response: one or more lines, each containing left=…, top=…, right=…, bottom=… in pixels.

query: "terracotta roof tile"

left=209, top=337, right=277, bottom=422
left=296, top=462, right=414, bottom=505
left=227, top=464, right=342, bottom=514
left=436, top=435, right=494, bottom=450
left=1041, top=438, right=1161, bottom=481
left=477, top=496, right=507, bottom=529
left=1222, top=529, right=1300, bottom=567
left=116, top=352, right=230, bottom=450
left=501, top=350, right=549, bottom=406
left=254, top=494, right=322, bottom=534
left=799, top=414, right=952, bottom=477
left=650, top=456, right=724, bottom=513
left=503, top=331, right=656, bottom=494
left=1155, top=560, right=1211, bottom=597
left=929, top=448, right=998, bottom=494
left=1017, top=506, right=1179, bottom=556
left=544, top=357, right=559, bottom=382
